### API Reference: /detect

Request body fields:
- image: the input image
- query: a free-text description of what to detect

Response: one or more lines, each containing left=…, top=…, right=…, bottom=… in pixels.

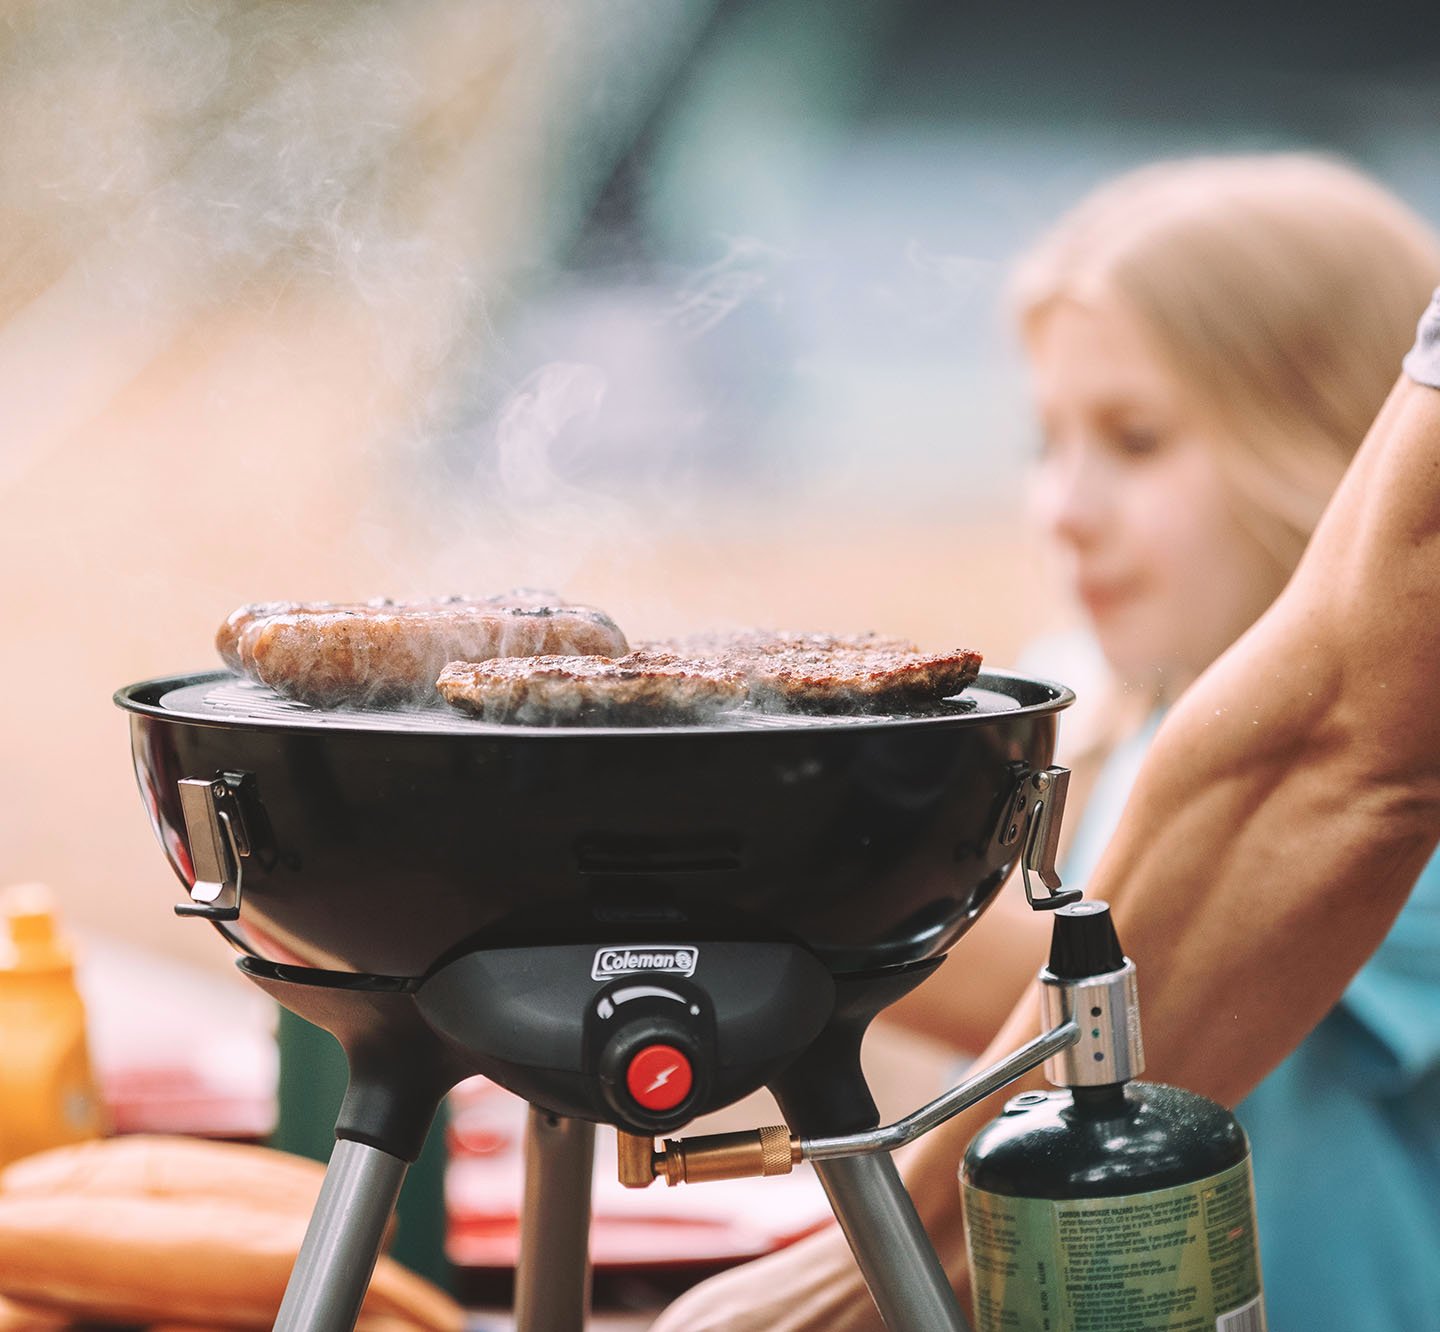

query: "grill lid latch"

left=176, top=773, right=252, bottom=922
left=1018, top=766, right=1080, bottom=911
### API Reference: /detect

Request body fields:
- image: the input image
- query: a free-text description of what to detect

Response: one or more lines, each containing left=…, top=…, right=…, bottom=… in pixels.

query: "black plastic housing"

left=417, top=940, right=835, bottom=1134
left=242, top=938, right=839, bottom=1150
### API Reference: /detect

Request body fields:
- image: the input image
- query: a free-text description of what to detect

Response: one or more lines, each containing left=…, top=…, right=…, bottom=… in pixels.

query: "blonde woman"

left=653, top=156, right=1440, bottom=1331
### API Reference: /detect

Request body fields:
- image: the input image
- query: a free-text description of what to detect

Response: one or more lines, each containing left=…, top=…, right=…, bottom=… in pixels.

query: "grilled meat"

left=742, top=645, right=982, bottom=711
left=216, top=601, right=304, bottom=673
left=219, top=595, right=628, bottom=707
left=436, top=629, right=981, bottom=724
left=640, top=631, right=983, bottom=713
left=437, top=652, right=747, bottom=724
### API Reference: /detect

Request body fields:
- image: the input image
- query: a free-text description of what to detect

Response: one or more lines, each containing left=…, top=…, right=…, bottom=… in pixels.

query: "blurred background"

left=1, top=1, right=1437, bottom=1315
left=2, top=0, right=1438, bottom=975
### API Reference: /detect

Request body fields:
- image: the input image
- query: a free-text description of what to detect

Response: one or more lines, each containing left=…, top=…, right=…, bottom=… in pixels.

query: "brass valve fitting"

left=617, top=1125, right=800, bottom=1189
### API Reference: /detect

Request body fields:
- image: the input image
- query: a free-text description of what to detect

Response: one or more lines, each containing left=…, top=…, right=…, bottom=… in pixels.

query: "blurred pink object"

left=78, top=936, right=277, bottom=1141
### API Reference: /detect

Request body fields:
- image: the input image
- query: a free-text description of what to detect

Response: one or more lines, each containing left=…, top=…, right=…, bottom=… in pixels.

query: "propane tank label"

left=964, top=1159, right=1265, bottom=1331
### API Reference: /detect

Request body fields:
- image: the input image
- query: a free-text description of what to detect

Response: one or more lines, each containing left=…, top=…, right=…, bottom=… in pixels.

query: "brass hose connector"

left=616, top=1126, right=801, bottom=1188
left=617, top=1130, right=659, bottom=1188
left=659, top=1125, right=800, bottom=1186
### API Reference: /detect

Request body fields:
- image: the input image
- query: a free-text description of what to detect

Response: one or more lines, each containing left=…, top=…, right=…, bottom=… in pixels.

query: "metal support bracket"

left=176, top=772, right=254, bottom=921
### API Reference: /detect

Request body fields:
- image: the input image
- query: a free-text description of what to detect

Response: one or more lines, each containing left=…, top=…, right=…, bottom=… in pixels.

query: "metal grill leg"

left=514, top=1106, right=596, bottom=1332
left=812, top=1153, right=972, bottom=1332
left=275, top=1138, right=409, bottom=1332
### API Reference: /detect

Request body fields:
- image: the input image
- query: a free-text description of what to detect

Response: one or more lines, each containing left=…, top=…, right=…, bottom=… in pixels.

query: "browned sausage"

left=219, top=596, right=629, bottom=707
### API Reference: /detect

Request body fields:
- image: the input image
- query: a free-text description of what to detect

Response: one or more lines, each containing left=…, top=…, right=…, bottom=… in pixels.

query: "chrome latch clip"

left=1018, top=766, right=1080, bottom=910
left=176, top=773, right=253, bottom=921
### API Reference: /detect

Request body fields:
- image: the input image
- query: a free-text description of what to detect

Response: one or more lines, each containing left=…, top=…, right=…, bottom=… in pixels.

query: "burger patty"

left=436, top=652, right=748, bottom=724
left=742, top=646, right=983, bottom=711
left=435, top=631, right=983, bottom=724
left=218, top=595, right=629, bottom=707
left=639, top=632, right=983, bottom=712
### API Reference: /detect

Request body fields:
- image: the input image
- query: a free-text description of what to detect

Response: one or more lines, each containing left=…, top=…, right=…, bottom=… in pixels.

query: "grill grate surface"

left=157, top=675, right=1011, bottom=736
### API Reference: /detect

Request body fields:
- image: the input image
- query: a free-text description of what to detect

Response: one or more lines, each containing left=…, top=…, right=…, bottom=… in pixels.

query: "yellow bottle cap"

left=0, top=883, right=74, bottom=974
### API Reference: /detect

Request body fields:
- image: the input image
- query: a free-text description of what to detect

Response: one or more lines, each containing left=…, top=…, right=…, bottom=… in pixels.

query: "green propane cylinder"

left=961, top=901, right=1267, bottom=1332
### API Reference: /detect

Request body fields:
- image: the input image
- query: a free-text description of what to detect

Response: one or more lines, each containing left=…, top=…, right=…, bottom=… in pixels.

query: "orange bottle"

left=0, top=884, right=106, bottom=1167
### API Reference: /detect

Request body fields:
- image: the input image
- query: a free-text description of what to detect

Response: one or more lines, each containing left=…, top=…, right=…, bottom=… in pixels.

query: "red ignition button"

left=625, top=1044, right=694, bottom=1112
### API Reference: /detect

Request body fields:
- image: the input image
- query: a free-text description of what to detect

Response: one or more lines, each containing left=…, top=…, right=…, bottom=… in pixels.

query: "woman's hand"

left=647, top=1221, right=884, bottom=1332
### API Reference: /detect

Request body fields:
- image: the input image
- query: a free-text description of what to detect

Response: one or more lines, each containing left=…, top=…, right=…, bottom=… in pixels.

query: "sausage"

left=217, top=596, right=629, bottom=707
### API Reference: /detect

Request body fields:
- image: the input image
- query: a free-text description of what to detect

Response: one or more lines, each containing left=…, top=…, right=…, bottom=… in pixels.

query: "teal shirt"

left=1062, top=711, right=1440, bottom=1330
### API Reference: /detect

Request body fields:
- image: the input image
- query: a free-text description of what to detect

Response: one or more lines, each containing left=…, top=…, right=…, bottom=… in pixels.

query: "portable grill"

left=117, top=667, right=1081, bottom=1331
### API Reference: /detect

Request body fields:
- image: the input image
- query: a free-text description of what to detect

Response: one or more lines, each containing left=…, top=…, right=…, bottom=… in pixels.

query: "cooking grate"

left=156, top=675, right=1012, bottom=736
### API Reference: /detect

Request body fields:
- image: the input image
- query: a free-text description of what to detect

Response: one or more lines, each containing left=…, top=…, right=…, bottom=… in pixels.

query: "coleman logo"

left=592, top=945, right=699, bottom=980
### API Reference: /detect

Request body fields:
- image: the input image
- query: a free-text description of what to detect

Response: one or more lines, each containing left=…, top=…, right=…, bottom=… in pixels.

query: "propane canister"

left=962, top=901, right=1267, bottom=1332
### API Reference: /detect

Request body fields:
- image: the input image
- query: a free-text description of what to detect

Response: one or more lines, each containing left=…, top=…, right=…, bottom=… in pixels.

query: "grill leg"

left=514, top=1106, right=596, bottom=1332
left=812, top=1153, right=972, bottom=1332
left=274, top=1138, right=409, bottom=1332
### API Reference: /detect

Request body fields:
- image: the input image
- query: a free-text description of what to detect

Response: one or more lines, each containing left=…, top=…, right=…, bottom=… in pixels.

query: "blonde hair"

left=1012, top=154, right=1440, bottom=571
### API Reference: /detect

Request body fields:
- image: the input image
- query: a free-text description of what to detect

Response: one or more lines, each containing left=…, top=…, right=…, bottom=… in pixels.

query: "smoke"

left=494, top=362, right=610, bottom=502
left=410, top=219, right=1005, bottom=604
left=905, top=240, right=992, bottom=306
left=390, top=231, right=797, bottom=599
left=663, top=235, right=790, bottom=340
left=0, top=0, right=622, bottom=499
left=0, top=0, right=1007, bottom=615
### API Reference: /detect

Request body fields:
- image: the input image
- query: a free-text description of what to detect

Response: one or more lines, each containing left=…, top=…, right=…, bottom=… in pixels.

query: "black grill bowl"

left=116, top=670, right=1072, bottom=978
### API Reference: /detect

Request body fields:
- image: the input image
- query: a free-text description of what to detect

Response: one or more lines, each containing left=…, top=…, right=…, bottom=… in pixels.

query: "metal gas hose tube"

left=617, top=1020, right=1081, bottom=1189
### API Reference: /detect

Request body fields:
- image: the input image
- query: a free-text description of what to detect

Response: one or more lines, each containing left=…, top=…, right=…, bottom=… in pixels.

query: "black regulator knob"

left=598, top=1020, right=702, bottom=1130
left=592, top=982, right=714, bottom=1133
left=1047, top=899, right=1126, bottom=979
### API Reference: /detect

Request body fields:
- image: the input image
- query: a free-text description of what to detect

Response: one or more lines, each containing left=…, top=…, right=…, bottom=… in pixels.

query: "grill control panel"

left=417, top=940, right=836, bottom=1134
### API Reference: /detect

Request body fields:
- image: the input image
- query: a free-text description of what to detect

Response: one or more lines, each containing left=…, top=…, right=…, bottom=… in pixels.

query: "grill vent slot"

left=575, top=833, right=744, bottom=875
